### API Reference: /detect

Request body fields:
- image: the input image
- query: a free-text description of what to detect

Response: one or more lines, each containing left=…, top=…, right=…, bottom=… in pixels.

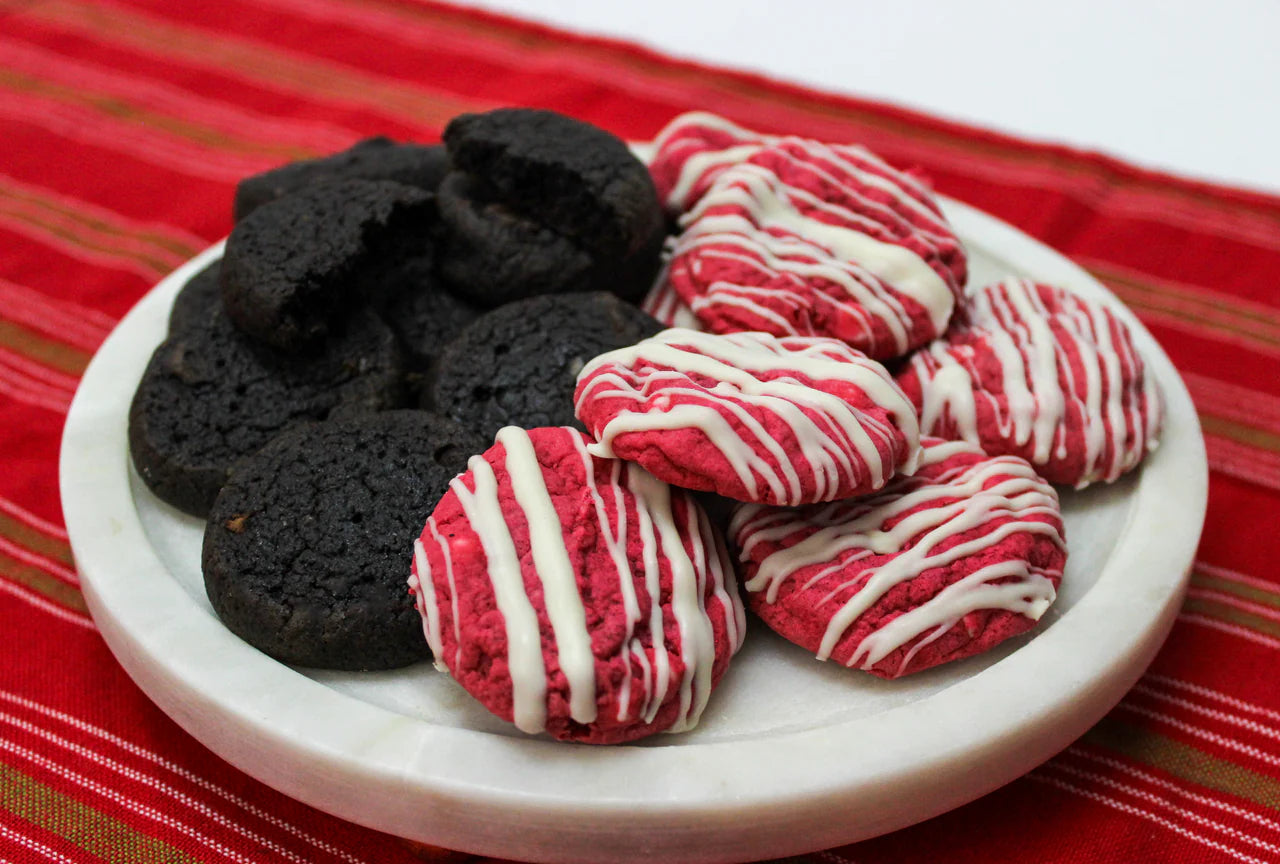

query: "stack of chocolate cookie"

left=128, top=108, right=668, bottom=672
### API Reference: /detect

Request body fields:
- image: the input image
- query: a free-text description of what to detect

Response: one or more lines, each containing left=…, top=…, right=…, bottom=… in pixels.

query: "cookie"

left=665, top=137, right=967, bottom=359
left=367, top=249, right=483, bottom=385
left=895, top=278, right=1163, bottom=487
left=221, top=178, right=435, bottom=352
left=731, top=437, right=1066, bottom=679
left=429, top=292, right=663, bottom=439
left=233, top=137, right=449, bottom=222
left=410, top=425, right=745, bottom=743
left=129, top=304, right=406, bottom=517
left=434, top=173, right=601, bottom=306
left=203, top=411, right=486, bottom=670
left=648, top=111, right=768, bottom=215
left=436, top=108, right=664, bottom=305
left=167, top=260, right=223, bottom=335
left=574, top=329, right=921, bottom=505
left=639, top=263, right=702, bottom=330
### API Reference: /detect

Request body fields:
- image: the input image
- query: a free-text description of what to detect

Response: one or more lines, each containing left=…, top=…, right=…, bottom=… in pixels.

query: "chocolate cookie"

left=167, top=260, right=223, bottom=335
left=233, top=137, right=449, bottom=222
left=203, top=410, right=486, bottom=671
left=221, top=178, right=435, bottom=353
left=436, top=108, right=664, bottom=306
left=428, top=291, right=663, bottom=439
left=366, top=246, right=482, bottom=389
left=129, top=304, right=406, bottom=517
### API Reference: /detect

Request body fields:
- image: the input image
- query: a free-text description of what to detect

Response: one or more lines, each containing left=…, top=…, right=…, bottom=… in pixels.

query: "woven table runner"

left=2, top=1, right=1278, bottom=861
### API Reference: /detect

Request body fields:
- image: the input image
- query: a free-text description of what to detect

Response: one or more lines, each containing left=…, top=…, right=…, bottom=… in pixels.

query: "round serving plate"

left=59, top=197, right=1207, bottom=863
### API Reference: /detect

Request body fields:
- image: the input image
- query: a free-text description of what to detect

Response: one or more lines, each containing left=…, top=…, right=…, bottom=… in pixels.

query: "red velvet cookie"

left=896, top=278, right=1163, bottom=487
left=409, top=425, right=745, bottom=744
left=574, top=328, right=921, bottom=506
left=731, top=437, right=1066, bottom=679
left=664, top=137, right=967, bottom=359
left=649, top=111, right=768, bottom=215
left=640, top=269, right=703, bottom=330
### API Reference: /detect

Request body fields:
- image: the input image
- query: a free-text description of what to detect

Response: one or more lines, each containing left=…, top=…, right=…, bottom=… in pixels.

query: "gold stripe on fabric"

left=1192, top=572, right=1280, bottom=611
left=1183, top=597, right=1280, bottom=641
left=0, top=319, right=91, bottom=377
left=1199, top=415, right=1280, bottom=455
left=1085, top=718, right=1280, bottom=812
left=0, top=176, right=198, bottom=261
left=25, top=0, right=482, bottom=129
left=0, top=67, right=320, bottom=163
left=0, top=198, right=177, bottom=278
left=0, top=760, right=200, bottom=863
left=1093, top=267, right=1280, bottom=347
left=0, top=511, right=74, bottom=567
left=0, top=550, right=86, bottom=614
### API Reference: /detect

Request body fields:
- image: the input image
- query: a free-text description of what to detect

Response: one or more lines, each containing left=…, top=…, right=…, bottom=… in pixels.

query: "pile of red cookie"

left=409, top=112, right=1163, bottom=744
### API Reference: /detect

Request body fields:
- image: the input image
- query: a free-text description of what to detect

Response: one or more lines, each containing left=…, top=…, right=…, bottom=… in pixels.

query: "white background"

left=452, top=0, right=1280, bottom=195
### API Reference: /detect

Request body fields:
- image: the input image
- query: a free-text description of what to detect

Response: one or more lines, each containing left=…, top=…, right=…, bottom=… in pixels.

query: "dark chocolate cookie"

left=129, top=304, right=406, bottom=517
left=428, top=291, right=663, bottom=439
left=233, top=138, right=449, bottom=222
left=221, top=178, right=434, bottom=353
left=437, top=108, right=664, bottom=306
left=202, top=410, right=486, bottom=671
left=435, top=173, right=598, bottom=306
left=371, top=252, right=482, bottom=391
left=167, top=260, right=223, bottom=335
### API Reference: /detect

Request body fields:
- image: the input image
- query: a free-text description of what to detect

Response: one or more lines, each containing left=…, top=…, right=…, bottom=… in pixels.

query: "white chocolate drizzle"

left=448, top=446, right=548, bottom=734
left=650, top=111, right=767, bottom=213
left=732, top=439, right=1064, bottom=676
left=905, top=278, right=1163, bottom=486
left=576, top=328, right=921, bottom=505
left=496, top=427, right=597, bottom=725
left=662, top=134, right=963, bottom=357
left=640, top=264, right=703, bottom=330
left=411, top=426, right=744, bottom=736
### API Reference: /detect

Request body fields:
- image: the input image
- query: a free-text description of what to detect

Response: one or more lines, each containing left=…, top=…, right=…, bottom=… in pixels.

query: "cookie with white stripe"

left=895, top=279, right=1163, bottom=487
left=648, top=111, right=768, bottom=216
left=409, top=425, right=746, bottom=744
left=574, top=329, right=921, bottom=506
left=665, top=136, right=967, bottom=359
left=203, top=411, right=485, bottom=670
left=731, top=437, right=1066, bottom=679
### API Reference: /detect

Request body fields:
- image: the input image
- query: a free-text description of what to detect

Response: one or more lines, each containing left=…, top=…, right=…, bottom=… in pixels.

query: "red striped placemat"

left=2, top=1, right=1278, bottom=861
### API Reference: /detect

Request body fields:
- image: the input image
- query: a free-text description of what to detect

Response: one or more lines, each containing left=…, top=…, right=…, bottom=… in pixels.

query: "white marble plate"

left=60, top=198, right=1207, bottom=863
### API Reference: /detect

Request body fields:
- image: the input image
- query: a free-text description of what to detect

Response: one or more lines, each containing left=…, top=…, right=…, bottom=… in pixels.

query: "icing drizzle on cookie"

left=665, top=136, right=964, bottom=357
left=650, top=111, right=766, bottom=213
left=732, top=439, right=1064, bottom=676
left=577, top=328, right=921, bottom=505
left=412, top=426, right=744, bottom=737
left=907, top=279, right=1162, bottom=487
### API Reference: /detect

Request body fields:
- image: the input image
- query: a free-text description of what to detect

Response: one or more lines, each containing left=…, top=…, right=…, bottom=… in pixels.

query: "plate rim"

left=59, top=198, right=1208, bottom=863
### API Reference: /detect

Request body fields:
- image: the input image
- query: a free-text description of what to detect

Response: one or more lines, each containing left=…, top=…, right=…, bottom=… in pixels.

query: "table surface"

left=454, top=0, right=1280, bottom=194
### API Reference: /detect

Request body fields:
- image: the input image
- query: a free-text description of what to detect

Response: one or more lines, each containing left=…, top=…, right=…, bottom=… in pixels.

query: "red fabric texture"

left=1, top=1, right=1278, bottom=861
